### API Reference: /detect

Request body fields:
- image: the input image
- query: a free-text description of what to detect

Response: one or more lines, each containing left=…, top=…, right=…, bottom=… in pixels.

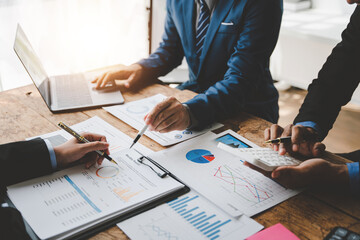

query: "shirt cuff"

left=347, top=162, right=360, bottom=195
left=183, top=104, right=199, bottom=129
left=44, top=139, right=57, bottom=170
left=295, top=121, right=323, bottom=140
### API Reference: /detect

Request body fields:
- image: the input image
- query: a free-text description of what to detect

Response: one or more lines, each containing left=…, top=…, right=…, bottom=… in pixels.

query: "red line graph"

left=214, top=166, right=272, bottom=203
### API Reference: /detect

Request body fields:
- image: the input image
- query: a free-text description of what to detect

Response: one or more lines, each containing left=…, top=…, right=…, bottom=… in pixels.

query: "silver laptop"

left=14, top=24, right=124, bottom=112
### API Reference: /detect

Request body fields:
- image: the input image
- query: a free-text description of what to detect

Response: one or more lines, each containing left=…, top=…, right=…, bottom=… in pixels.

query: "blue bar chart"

left=118, top=192, right=263, bottom=240
left=167, top=195, right=231, bottom=240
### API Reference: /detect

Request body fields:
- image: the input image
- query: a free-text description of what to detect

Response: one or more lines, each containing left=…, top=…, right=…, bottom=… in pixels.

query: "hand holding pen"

left=58, top=122, right=118, bottom=166
left=264, top=124, right=325, bottom=157
left=130, top=125, right=148, bottom=149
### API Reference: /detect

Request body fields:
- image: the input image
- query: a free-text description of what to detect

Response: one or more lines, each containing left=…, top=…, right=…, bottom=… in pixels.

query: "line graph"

left=143, top=224, right=179, bottom=240
left=213, top=165, right=272, bottom=203
left=95, top=166, right=119, bottom=179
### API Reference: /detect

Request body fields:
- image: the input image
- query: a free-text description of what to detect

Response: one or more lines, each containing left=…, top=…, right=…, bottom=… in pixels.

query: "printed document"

left=7, top=117, right=184, bottom=239
left=150, top=131, right=301, bottom=217
left=118, top=191, right=263, bottom=240
left=103, top=94, right=222, bottom=146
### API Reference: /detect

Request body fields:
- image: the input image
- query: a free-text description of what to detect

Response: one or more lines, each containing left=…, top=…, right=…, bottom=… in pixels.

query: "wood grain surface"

left=1, top=83, right=359, bottom=240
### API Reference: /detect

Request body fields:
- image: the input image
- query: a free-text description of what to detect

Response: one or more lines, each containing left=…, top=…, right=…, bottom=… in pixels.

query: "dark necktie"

left=195, top=0, right=210, bottom=56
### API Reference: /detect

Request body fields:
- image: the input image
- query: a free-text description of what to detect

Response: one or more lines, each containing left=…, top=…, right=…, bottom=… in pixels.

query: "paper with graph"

left=151, top=131, right=301, bottom=217
left=8, top=118, right=184, bottom=239
left=7, top=149, right=184, bottom=239
left=118, top=191, right=263, bottom=240
left=103, top=94, right=223, bottom=146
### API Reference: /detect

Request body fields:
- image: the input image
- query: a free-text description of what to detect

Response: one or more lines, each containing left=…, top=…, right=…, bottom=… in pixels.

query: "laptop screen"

left=14, top=24, right=51, bottom=106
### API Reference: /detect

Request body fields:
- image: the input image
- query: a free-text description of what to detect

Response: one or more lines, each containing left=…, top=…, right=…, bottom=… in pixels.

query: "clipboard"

left=3, top=151, right=190, bottom=240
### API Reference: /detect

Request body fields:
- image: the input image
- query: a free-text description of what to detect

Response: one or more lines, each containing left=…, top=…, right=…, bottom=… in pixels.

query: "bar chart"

left=167, top=195, right=231, bottom=239
left=118, top=191, right=263, bottom=240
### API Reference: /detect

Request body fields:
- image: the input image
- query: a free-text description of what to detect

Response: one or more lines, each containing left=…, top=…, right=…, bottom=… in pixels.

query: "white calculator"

left=217, top=142, right=302, bottom=171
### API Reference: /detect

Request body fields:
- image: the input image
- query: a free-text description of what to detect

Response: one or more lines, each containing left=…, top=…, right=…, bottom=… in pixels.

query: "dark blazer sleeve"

left=137, top=0, right=185, bottom=78
left=0, top=139, right=53, bottom=240
left=294, top=7, right=360, bottom=140
left=0, top=138, right=53, bottom=191
left=0, top=207, right=31, bottom=240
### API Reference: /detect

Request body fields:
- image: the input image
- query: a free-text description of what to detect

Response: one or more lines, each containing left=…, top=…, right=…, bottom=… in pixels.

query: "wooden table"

left=1, top=83, right=359, bottom=239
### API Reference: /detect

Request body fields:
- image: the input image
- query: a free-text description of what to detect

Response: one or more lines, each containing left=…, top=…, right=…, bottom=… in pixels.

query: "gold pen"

left=58, top=122, right=118, bottom=165
left=265, top=136, right=292, bottom=144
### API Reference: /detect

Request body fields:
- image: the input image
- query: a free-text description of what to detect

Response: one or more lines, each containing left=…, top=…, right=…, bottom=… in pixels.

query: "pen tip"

left=129, top=142, right=134, bottom=149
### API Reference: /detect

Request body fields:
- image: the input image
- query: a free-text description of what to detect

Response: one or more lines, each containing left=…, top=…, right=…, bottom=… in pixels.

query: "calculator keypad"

left=236, top=148, right=302, bottom=167
left=325, top=227, right=360, bottom=240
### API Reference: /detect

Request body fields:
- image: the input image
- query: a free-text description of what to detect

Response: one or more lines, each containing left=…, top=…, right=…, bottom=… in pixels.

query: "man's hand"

left=264, top=124, right=325, bottom=157
left=92, top=64, right=144, bottom=90
left=145, top=97, right=190, bottom=133
left=54, top=133, right=110, bottom=169
left=244, top=159, right=349, bottom=189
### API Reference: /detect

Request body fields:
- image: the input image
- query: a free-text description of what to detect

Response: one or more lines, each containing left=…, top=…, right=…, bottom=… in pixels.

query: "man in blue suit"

left=93, top=0, right=283, bottom=133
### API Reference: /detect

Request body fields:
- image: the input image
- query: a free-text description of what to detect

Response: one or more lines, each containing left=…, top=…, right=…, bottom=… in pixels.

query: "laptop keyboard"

left=55, top=74, right=93, bottom=109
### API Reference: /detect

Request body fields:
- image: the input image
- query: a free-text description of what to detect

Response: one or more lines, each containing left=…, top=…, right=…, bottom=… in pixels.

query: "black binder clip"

left=137, top=156, right=168, bottom=178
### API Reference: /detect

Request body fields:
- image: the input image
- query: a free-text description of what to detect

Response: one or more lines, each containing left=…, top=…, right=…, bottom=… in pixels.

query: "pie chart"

left=126, top=105, right=149, bottom=114
left=96, top=166, right=119, bottom=179
left=186, top=149, right=215, bottom=164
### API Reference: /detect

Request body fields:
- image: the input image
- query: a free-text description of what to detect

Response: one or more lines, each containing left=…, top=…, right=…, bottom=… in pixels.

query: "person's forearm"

left=294, top=8, right=360, bottom=139
left=137, top=2, right=184, bottom=78
left=331, top=163, right=350, bottom=186
left=0, top=139, right=52, bottom=187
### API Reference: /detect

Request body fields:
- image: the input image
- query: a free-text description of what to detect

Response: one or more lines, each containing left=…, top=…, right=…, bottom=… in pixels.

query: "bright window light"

left=0, top=0, right=150, bottom=91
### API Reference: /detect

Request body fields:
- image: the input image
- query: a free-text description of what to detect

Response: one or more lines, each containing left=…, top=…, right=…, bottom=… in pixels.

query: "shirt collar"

left=196, top=0, right=217, bottom=11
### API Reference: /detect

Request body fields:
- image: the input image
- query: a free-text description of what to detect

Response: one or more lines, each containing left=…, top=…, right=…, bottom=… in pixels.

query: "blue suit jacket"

left=138, top=0, right=282, bottom=126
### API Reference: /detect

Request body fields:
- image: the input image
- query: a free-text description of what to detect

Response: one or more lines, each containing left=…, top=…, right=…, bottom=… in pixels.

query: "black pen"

left=265, top=136, right=292, bottom=144
left=58, top=122, right=118, bottom=165
left=129, top=125, right=148, bottom=149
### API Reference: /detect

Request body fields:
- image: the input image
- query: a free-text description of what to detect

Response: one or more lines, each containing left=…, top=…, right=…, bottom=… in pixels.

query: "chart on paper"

left=118, top=192, right=263, bottom=240
left=213, top=165, right=274, bottom=205
left=17, top=151, right=150, bottom=228
left=152, top=132, right=301, bottom=217
left=103, top=94, right=222, bottom=146
left=186, top=149, right=215, bottom=164
left=7, top=149, right=183, bottom=239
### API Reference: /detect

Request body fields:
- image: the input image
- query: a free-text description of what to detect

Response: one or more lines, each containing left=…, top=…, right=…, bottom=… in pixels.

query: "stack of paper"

left=148, top=131, right=301, bottom=217
left=118, top=191, right=263, bottom=240
left=117, top=130, right=301, bottom=240
left=7, top=117, right=185, bottom=239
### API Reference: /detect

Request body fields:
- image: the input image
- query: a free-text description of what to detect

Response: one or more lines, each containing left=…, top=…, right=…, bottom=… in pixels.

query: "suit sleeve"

left=184, top=0, right=282, bottom=126
left=0, top=207, right=31, bottom=240
left=0, top=139, right=53, bottom=191
left=294, top=7, right=360, bottom=140
left=137, top=0, right=184, bottom=78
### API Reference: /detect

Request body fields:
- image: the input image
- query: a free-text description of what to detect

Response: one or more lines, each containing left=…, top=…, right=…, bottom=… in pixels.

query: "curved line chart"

left=213, top=165, right=272, bottom=203
left=143, top=224, right=179, bottom=240
left=95, top=166, right=119, bottom=179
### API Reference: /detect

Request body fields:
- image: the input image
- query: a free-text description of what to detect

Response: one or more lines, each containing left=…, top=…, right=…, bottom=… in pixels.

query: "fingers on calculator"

left=218, top=143, right=302, bottom=171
